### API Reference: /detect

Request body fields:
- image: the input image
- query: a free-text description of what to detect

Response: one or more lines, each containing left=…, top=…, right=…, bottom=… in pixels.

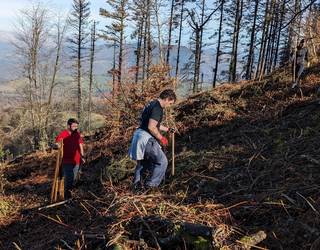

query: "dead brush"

left=88, top=184, right=237, bottom=249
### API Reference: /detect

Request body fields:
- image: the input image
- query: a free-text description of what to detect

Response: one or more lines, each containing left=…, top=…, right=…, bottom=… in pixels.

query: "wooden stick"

left=59, top=176, right=65, bottom=200
left=58, top=142, right=64, bottom=200
left=51, top=142, right=63, bottom=203
left=51, top=146, right=60, bottom=203
left=172, top=133, right=175, bottom=176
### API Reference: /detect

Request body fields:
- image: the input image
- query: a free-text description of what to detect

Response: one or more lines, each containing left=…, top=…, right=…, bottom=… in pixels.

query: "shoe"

left=132, top=182, right=144, bottom=193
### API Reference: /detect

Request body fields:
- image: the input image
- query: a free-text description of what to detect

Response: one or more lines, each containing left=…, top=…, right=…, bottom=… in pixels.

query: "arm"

left=305, top=49, right=309, bottom=65
left=148, top=119, right=163, bottom=141
left=55, top=132, right=65, bottom=148
left=160, top=125, right=169, bottom=132
left=79, top=133, right=85, bottom=158
left=80, top=143, right=84, bottom=157
left=305, top=49, right=309, bottom=63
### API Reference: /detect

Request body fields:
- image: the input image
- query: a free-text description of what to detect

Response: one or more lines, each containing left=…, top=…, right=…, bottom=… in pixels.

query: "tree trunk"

left=142, top=14, right=147, bottom=86
left=88, top=21, right=96, bottom=132
left=45, top=19, right=66, bottom=136
left=77, top=6, right=83, bottom=122
left=262, top=1, right=276, bottom=76
left=146, top=0, right=152, bottom=79
left=229, top=0, right=243, bottom=82
left=254, top=0, right=270, bottom=79
left=197, top=0, right=206, bottom=88
left=273, top=0, right=286, bottom=70
left=258, top=0, right=273, bottom=80
left=245, top=0, right=259, bottom=80
left=154, top=0, right=164, bottom=63
left=213, top=0, right=224, bottom=87
left=267, top=5, right=279, bottom=74
left=175, top=0, right=185, bottom=78
left=135, top=19, right=144, bottom=84
left=118, top=19, right=124, bottom=96
left=193, top=29, right=200, bottom=93
left=166, top=0, right=175, bottom=68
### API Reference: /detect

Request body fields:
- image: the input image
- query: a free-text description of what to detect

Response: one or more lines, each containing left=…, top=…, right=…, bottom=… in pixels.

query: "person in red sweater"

left=56, top=118, right=85, bottom=199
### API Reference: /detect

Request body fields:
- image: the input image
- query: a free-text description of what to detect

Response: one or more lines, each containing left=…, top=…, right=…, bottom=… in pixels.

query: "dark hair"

left=67, top=118, right=79, bottom=126
left=159, top=89, right=177, bottom=102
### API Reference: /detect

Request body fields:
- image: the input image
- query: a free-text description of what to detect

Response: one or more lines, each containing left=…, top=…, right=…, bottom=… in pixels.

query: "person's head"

left=159, top=89, right=177, bottom=108
left=67, top=118, right=79, bottom=132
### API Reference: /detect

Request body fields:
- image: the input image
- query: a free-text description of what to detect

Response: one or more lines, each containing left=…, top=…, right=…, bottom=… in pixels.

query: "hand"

left=50, top=143, right=59, bottom=150
left=168, top=127, right=176, bottom=133
left=160, top=136, right=168, bottom=146
left=81, top=155, right=86, bottom=164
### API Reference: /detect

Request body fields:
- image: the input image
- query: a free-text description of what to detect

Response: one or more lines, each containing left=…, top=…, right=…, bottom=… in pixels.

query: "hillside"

left=1, top=65, right=320, bottom=249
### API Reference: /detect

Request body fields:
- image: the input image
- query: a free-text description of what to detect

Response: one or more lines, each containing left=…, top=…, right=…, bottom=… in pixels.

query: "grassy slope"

left=1, top=65, right=320, bottom=249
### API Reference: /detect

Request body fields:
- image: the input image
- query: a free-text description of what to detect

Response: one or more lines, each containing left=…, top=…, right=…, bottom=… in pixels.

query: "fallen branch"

left=38, top=200, right=69, bottom=211
left=238, top=230, right=267, bottom=250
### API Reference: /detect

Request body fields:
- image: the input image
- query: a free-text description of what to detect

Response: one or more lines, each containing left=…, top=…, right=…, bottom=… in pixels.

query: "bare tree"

left=12, top=4, right=67, bottom=150
left=131, top=0, right=145, bottom=84
left=88, top=21, right=97, bottom=132
left=228, top=0, right=243, bottom=83
left=213, top=0, right=225, bottom=87
left=187, top=3, right=220, bottom=92
left=166, top=0, right=175, bottom=66
left=100, top=0, right=129, bottom=99
left=244, top=0, right=259, bottom=80
left=175, top=0, right=185, bottom=78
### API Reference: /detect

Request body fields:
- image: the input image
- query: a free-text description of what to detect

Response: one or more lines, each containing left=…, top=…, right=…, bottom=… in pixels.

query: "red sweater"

left=56, top=130, right=84, bottom=165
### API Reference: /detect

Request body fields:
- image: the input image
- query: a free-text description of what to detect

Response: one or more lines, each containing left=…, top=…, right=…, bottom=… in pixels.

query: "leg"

left=144, top=138, right=168, bottom=187
left=63, top=164, right=75, bottom=199
left=133, top=160, right=144, bottom=185
left=296, top=64, right=304, bottom=87
left=73, top=165, right=80, bottom=182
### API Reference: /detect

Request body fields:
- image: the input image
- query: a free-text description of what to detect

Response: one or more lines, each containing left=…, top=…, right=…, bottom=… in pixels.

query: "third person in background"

left=291, top=39, right=309, bottom=89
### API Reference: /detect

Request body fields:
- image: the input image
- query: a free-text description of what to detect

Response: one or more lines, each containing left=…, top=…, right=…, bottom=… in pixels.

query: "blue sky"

left=0, top=0, right=106, bottom=33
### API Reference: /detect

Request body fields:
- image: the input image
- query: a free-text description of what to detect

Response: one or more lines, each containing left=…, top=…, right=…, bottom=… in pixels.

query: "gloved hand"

left=168, top=127, right=176, bottom=133
left=160, top=136, right=168, bottom=146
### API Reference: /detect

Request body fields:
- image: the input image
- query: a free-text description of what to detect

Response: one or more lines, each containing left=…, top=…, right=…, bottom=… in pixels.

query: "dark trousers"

left=133, top=137, right=168, bottom=187
left=62, top=164, right=76, bottom=199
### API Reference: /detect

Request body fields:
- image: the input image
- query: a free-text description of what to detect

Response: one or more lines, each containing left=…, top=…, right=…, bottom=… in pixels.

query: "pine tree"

left=68, top=0, right=91, bottom=123
left=100, top=0, right=129, bottom=99
left=88, top=21, right=96, bottom=132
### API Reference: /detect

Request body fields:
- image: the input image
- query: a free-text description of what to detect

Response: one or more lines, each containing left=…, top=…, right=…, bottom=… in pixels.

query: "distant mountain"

left=0, top=38, right=233, bottom=88
left=0, top=41, right=17, bottom=83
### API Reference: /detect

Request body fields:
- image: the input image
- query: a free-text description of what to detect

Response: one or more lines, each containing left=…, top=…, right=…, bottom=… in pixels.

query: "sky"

left=0, top=0, right=106, bottom=38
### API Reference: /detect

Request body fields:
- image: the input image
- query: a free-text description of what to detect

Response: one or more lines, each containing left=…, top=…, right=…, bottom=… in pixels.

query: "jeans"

left=62, top=164, right=76, bottom=199
left=293, top=63, right=304, bottom=85
left=133, top=137, right=168, bottom=187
